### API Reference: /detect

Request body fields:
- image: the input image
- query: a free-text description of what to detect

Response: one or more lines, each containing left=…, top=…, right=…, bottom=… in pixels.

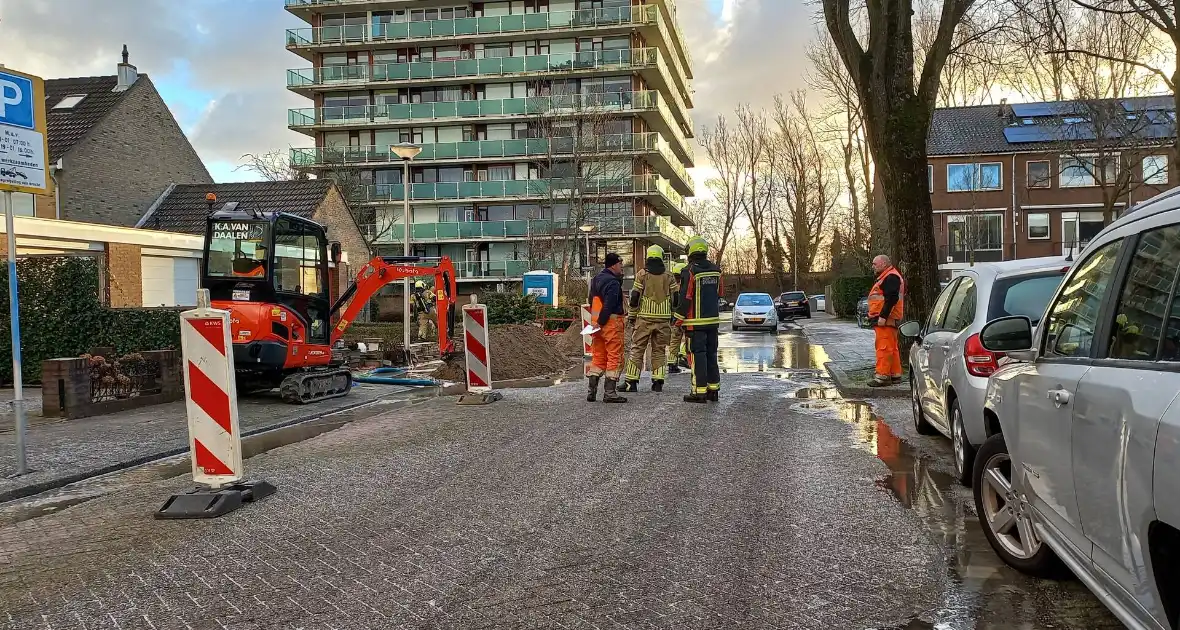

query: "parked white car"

left=731, top=293, right=778, bottom=332
left=972, top=192, right=1180, bottom=630
left=901, top=257, right=1069, bottom=485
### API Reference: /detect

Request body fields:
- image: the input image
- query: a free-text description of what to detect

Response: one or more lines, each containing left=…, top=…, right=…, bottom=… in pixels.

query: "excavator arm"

left=329, top=255, right=458, bottom=354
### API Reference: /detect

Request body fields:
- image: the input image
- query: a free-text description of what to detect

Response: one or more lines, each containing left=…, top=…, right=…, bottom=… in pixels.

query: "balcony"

left=284, top=5, right=693, bottom=100
left=371, top=216, right=691, bottom=251
left=348, top=175, right=687, bottom=222
left=286, top=48, right=692, bottom=131
left=290, top=134, right=693, bottom=196
left=287, top=90, right=694, bottom=163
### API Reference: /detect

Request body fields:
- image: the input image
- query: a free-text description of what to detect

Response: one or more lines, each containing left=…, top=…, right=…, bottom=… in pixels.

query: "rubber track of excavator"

left=279, top=368, right=353, bottom=404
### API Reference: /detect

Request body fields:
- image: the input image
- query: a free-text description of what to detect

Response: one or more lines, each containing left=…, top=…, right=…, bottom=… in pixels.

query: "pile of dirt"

left=433, top=324, right=575, bottom=382
left=554, top=322, right=587, bottom=357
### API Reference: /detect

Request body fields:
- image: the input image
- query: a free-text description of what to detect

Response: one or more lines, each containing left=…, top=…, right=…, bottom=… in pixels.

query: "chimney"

left=998, top=98, right=1008, bottom=117
left=115, top=44, right=138, bottom=92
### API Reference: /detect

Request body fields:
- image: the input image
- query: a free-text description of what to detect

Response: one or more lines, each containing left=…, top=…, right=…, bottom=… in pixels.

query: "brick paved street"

left=0, top=326, right=1120, bottom=629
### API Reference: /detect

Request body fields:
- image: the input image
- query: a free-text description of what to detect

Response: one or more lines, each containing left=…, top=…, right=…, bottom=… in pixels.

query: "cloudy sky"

left=0, top=0, right=814, bottom=187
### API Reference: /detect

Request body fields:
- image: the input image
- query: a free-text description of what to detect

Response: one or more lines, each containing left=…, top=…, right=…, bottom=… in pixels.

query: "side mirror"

left=330, top=242, right=343, bottom=264
left=980, top=316, right=1034, bottom=352
left=899, top=321, right=922, bottom=338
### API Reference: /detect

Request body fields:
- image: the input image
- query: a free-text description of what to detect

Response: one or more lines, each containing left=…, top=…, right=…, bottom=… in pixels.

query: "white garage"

left=141, top=255, right=200, bottom=307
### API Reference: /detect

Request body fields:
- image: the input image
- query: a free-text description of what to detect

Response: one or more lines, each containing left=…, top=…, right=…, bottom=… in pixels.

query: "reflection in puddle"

left=791, top=388, right=1121, bottom=630
left=717, top=331, right=830, bottom=373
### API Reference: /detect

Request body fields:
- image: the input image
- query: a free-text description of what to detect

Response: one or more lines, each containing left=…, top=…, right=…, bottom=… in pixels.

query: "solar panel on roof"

left=1010, top=103, right=1057, bottom=117
left=1004, top=127, right=1057, bottom=143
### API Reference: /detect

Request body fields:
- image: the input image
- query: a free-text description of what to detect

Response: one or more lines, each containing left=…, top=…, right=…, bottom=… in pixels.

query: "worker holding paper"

left=586, top=253, right=627, bottom=404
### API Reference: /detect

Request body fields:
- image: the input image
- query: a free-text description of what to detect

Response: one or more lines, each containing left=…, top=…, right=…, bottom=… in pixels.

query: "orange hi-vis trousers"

left=874, top=324, right=902, bottom=379
left=590, top=315, right=625, bottom=379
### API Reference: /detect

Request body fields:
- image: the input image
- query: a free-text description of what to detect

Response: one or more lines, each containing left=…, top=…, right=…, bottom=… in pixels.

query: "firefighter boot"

left=587, top=375, right=601, bottom=402
left=683, top=392, right=708, bottom=403
left=666, top=363, right=681, bottom=374
left=617, top=379, right=639, bottom=393
left=603, top=378, right=628, bottom=403
left=706, top=390, right=719, bottom=402
left=651, top=379, right=664, bottom=392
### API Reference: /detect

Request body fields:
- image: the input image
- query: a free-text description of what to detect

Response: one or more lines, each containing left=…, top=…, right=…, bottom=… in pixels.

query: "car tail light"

left=964, top=333, right=1001, bottom=377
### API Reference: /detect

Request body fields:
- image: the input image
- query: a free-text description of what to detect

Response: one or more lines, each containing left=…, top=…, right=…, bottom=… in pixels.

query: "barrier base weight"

left=154, top=480, right=277, bottom=520
left=457, top=391, right=503, bottom=405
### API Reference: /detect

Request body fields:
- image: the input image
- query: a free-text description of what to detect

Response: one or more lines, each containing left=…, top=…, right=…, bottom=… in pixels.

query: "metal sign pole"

left=3, top=190, right=25, bottom=475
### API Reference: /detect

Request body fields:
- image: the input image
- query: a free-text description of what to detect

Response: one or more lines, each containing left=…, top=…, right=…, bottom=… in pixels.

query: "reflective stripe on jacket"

left=630, top=268, right=677, bottom=320
left=867, top=266, right=905, bottom=326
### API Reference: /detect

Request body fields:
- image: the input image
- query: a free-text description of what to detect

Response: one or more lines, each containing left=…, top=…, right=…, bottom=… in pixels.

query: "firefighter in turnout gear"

left=587, top=252, right=628, bottom=403
left=666, top=260, right=688, bottom=374
left=619, top=245, right=679, bottom=393
left=411, top=280, right=436, bottom=341
left=674, top=237, right=723, bottom=403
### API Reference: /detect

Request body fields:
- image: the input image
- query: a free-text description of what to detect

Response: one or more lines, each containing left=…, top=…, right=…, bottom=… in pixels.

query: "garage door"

left=141, top=256, right=199, bottom=307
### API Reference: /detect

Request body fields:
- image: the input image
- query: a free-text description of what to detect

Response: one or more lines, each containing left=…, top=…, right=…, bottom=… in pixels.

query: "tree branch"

left=1048, top=48, right=1175, bottom=88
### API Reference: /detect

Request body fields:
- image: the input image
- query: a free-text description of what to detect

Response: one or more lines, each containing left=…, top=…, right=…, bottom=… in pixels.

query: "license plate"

left=788, top=301, right=799, bottom=306
left=747, top=318, right=764, bottom=324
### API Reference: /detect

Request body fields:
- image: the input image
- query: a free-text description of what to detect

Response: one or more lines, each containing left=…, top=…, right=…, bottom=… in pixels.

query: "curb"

left=0, top=392, right=420, bottom=506
left=823, top=361, right=909, bottom=399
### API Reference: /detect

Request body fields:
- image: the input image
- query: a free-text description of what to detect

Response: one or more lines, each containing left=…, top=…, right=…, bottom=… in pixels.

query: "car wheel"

left=973, top=433, right=1064, bottom=578
left=950, top=399, right=977, bottom=487
left=910, top=372, right=938, bottom=435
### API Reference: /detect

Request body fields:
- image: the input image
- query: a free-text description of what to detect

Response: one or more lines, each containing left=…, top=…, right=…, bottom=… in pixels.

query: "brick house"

left=922, top=96, right=1177, bottom=279
left=136, top=180, right=370, bottom=308
left=8, top=48, right=212, bottom=225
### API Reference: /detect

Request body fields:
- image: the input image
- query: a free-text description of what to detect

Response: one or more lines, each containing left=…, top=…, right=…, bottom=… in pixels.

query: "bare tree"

left=733, top=105, right=776, bottom=280
left=820, top=0, right=1003, bottom=318
left=699, top=116, right=747, bottom=263
left=770, top=93, right=838, bottom=279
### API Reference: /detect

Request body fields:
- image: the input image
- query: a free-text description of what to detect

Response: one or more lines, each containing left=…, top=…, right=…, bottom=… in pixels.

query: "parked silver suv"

left=975, top=193, right=1180, bottom=630
left=900, top=258, right=1069, bottom=485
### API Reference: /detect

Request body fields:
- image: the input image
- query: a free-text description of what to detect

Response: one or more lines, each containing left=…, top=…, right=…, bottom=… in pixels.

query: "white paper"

left=580, top=324, right=601, bottom=336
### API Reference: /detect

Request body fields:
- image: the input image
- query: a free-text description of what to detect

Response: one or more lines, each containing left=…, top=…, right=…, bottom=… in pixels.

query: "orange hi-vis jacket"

left=867, top=266, right=905, bottom=327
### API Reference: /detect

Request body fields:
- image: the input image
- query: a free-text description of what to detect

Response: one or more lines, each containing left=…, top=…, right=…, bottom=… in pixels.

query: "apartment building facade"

left=283, top=0, right=695, bottom=292
left=926, top=96, right=1176, bottom=279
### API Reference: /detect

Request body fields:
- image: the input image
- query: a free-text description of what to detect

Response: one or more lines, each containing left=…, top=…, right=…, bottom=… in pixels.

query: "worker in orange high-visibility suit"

left=867, top=254, right=905, bottom=387
left=587, top=252, right=628, bottom=403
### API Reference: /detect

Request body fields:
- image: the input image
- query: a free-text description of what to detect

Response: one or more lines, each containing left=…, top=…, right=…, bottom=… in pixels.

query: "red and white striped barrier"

left=459, top=304, right=501, bottom=404
left=581, top=303, right=593, bottom=356
left=155, top=290, right=274, bottom=519
left=180, top=303, right=243, bottom=487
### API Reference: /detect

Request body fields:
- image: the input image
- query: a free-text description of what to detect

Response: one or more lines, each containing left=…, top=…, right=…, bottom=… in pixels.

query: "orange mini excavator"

left=201, top=206, right=457, bottom=403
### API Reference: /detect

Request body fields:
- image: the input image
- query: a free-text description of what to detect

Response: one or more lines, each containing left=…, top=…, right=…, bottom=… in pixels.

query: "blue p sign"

left=0, top=72, right=35, bottom=130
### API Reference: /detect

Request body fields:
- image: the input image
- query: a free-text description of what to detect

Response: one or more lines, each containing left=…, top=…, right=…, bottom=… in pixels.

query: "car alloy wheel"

left=910, top=373, right=937, bottom=435
left=952, top=411, right=966, bottom=478
left=980, top=451, right=1041, bottom=560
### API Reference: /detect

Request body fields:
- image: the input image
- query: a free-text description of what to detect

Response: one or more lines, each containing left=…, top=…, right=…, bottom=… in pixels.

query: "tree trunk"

left=870, top=107, right=941, bottom=323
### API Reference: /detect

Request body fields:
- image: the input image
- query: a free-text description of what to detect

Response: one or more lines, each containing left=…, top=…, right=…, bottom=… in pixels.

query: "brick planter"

left=41, top=350, right=183, bottom=420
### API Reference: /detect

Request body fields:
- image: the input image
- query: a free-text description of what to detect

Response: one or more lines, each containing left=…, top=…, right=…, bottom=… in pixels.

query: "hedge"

left=830, top=276, right=875, bottom=319
left=483, top=292, right=541, bottom=325
left=0, top=257, right=181, bottom=384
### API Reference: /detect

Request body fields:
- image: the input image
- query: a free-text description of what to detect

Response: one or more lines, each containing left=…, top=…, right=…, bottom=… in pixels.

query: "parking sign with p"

left=0, top=68, right=48, bottom=195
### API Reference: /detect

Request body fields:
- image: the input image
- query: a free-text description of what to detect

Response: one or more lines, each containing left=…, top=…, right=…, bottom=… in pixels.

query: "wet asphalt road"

left=0, top=323, right=1122, bottom=629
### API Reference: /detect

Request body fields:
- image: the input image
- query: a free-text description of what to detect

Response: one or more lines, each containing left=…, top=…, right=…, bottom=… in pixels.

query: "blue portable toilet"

left=522, top=270, right=559, bottom=305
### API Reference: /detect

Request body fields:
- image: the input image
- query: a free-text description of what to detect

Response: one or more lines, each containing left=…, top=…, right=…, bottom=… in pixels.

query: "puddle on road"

left=790, top=389, right=1121, bottom=629
left=717, top=330, right=831, bottom=373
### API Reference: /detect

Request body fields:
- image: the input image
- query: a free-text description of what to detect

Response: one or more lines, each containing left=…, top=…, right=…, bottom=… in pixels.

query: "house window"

left=52, top=94, right=86, bottom=109
left=1060, top=154, right=1117, bottom=187
left=948, top=213, right=1004, bottom=253
left=1027, top=213, right=1050, bottom=240
left=1026, top=160, right=1051, bottom=188
left=946, top=163, right=1003, bottom=192
left=1144, top=155, right=1169, bottom=185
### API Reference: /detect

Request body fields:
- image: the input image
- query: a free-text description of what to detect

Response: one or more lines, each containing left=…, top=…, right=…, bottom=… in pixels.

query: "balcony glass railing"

left=287, top=48, right=659, bottom=88
left=349, top=175, right=684, bottom=212
left=287, top=7, right=657, bottom=46
left=293, top=133, right=662, bottom=164
left=371, top=216, right=689, bottom=246
left=286, top=90, right=693, bottom=161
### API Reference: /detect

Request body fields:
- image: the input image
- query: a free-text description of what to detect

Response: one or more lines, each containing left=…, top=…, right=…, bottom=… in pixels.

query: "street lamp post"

left=579, top=224, right=596, bottom=291
left=391, top=142, right=421, bottom=356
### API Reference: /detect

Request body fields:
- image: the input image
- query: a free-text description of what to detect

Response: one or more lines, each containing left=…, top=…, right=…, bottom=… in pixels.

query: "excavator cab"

left=202, top=207, right=458, bottom=403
